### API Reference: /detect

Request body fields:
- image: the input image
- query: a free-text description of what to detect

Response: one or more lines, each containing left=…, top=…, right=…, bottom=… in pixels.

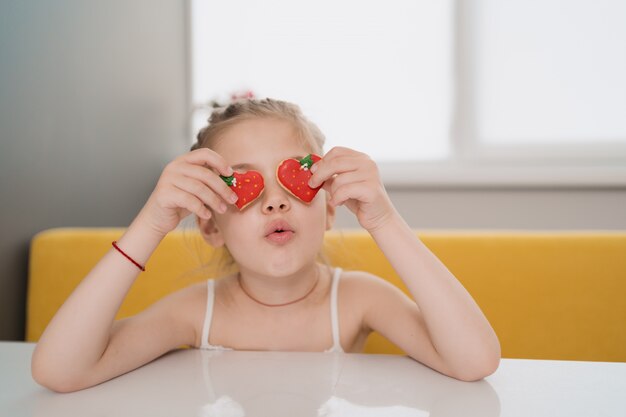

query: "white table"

left=1, top=342, right=624, bottom=416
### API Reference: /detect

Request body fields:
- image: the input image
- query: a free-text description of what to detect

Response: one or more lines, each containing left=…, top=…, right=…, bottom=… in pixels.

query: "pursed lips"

left=264, top=219, right=295, bottom=244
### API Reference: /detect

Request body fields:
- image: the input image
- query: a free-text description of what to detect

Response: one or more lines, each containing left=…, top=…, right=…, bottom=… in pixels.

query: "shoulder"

left=167, top=274, right=235, bottom=305
left=167, top=280, right=208, bottom=305
left=149, top=281, right=208, bottom=327
left=168, top=275, right=239, bottom=316
left=338, top=269, right=406, bottom=297
left=337, top=269, right=413, bottom=328
left=107, top=280, right=212, bottom=352
left=154, top=278, right=232, bottom=348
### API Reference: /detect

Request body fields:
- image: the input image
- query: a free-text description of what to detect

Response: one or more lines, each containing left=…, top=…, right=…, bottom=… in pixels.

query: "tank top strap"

left=328, top=267, right=344, bottom=353
left=200, top=280, right=234, bottom=351
left=200, top=279, right=215, bottom=350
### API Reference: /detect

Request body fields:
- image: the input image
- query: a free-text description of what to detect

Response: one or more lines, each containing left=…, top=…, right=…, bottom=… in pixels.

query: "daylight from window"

left=191, top=0, right=626, bottom=165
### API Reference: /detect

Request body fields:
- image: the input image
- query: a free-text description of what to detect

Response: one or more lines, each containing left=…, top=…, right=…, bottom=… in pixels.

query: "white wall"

left=335, top=188, right=626, bottom=230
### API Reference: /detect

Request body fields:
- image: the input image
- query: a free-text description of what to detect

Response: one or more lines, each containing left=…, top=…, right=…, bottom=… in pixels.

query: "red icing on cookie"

left=221, top=171, right=264, bottom=210
left=276, top=154, right=322, bottom=203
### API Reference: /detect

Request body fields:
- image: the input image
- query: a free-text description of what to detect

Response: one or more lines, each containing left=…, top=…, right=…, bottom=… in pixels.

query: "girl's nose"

left=261, top=183, right=291, bottom=214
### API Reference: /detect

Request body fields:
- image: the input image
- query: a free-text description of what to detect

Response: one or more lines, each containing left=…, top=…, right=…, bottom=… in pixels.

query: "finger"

left=323, top=146, right=359, bottom=159
left=182, top=148, right=233, bottom=177
left=174, top=176, right=227, bottom=214
left=317, top=146, right=365, bottom=169
left=169, top=186, right=213, bottom=220
left=326, top=170, right=369, bottom=194
left=177, top=163, right=239, bottom=205
left=309, top=155, right=363, bottom=188
left=329, top=181, right=372, bottom=207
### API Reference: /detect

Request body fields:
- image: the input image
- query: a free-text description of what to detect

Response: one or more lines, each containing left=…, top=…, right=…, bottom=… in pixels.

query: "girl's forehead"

left=213, top=118, right=315, bottom=162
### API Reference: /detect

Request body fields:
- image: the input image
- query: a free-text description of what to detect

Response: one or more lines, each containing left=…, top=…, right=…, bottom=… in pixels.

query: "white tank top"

left=199, top=268, right=344, bottom=353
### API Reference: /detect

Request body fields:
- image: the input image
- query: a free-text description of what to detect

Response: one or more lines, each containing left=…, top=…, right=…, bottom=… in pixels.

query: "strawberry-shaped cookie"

left=221, top=171, right=264, bottom=210
left=276, top=154, right=323, bottom=203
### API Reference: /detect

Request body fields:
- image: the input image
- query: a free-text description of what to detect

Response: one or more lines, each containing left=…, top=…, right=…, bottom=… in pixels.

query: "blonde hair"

left=191, top=98, right=325, bottom=154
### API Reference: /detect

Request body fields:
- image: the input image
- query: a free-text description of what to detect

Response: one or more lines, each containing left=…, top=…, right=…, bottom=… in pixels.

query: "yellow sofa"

left=27, top=228, right=626, bottom=362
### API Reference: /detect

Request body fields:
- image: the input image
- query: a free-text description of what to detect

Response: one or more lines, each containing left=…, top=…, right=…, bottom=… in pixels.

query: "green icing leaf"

left=300, top=154, right=315, bottom=169
left=220, top=174, right=235, bottom=187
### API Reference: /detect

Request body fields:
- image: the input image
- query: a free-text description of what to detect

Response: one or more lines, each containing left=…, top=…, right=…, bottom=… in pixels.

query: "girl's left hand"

left=308, top=147, right=396, bottom=232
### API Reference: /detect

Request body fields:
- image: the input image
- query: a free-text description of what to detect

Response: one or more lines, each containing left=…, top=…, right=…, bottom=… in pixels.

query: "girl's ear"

left=197, top=215, right=226, bottom=247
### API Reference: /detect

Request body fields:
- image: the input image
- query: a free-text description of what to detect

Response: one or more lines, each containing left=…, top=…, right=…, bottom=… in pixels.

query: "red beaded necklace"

left=237, top=270, right=320, bottom=307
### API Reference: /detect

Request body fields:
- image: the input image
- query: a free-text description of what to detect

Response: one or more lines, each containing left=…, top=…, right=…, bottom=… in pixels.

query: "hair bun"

left=207, top=90, right=256, bottom=110
left=230, top=90, right=255, bottom=102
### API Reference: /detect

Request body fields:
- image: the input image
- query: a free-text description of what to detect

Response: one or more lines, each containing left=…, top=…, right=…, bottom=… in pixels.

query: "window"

left=189, top=0, right=626, bottom=186
left=462, top=0, right=626, bottom=163
left=190, top=0, right=452, bottom=161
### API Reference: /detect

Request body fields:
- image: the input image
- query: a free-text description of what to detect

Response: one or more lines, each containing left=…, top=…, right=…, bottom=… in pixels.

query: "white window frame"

left=185, top=0, right=626, bottom=189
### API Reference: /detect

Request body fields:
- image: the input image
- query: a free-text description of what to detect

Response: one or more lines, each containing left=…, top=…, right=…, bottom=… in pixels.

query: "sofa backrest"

left=27, top=228, right=626, bottom=361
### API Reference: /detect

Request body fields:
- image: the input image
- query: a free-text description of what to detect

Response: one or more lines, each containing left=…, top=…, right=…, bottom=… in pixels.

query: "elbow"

left=31, top=349, right=87, bottom=393
left=453, top=354, right=500, bottom=382
left=447, top=336, right=501, bottom=382
left=32, top=366, right=86, bottom=393
left=453, top=342, right=501, bottom=382
left=33, top=378, right=83, bottom=394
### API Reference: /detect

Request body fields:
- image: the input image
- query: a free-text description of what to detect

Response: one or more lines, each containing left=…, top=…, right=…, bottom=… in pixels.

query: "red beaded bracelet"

left=112, top=241, right=146, bottom=272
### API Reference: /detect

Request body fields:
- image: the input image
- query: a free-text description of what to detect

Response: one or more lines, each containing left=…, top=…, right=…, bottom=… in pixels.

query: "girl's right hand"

left=139, top=148, right=239, bottom=237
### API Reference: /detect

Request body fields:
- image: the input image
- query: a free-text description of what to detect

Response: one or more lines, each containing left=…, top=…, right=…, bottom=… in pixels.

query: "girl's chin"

left=237, top=256, right=316, bottom=278
left=230, top=239, right=321, bottom=276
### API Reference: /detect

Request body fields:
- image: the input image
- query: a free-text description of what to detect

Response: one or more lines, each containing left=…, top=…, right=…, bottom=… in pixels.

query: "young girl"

left=32, top=98, right=500, bottom=392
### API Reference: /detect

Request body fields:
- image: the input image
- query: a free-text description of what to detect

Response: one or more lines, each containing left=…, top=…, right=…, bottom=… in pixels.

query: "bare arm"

left=310, top=147, right=500, bottom=381
left=31, top=149, right=238, bottom=392
left=31, top=216, right=183, bottom=392
left=366, top=213, right=501, bottom=381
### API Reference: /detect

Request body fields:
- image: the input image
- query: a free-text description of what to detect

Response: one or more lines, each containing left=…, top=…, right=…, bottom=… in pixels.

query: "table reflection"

left=200, top=350, right=344, bottom=416
left=32, top=349, right=500, bottom=417
left=199, top=350, right=500, bottom=417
